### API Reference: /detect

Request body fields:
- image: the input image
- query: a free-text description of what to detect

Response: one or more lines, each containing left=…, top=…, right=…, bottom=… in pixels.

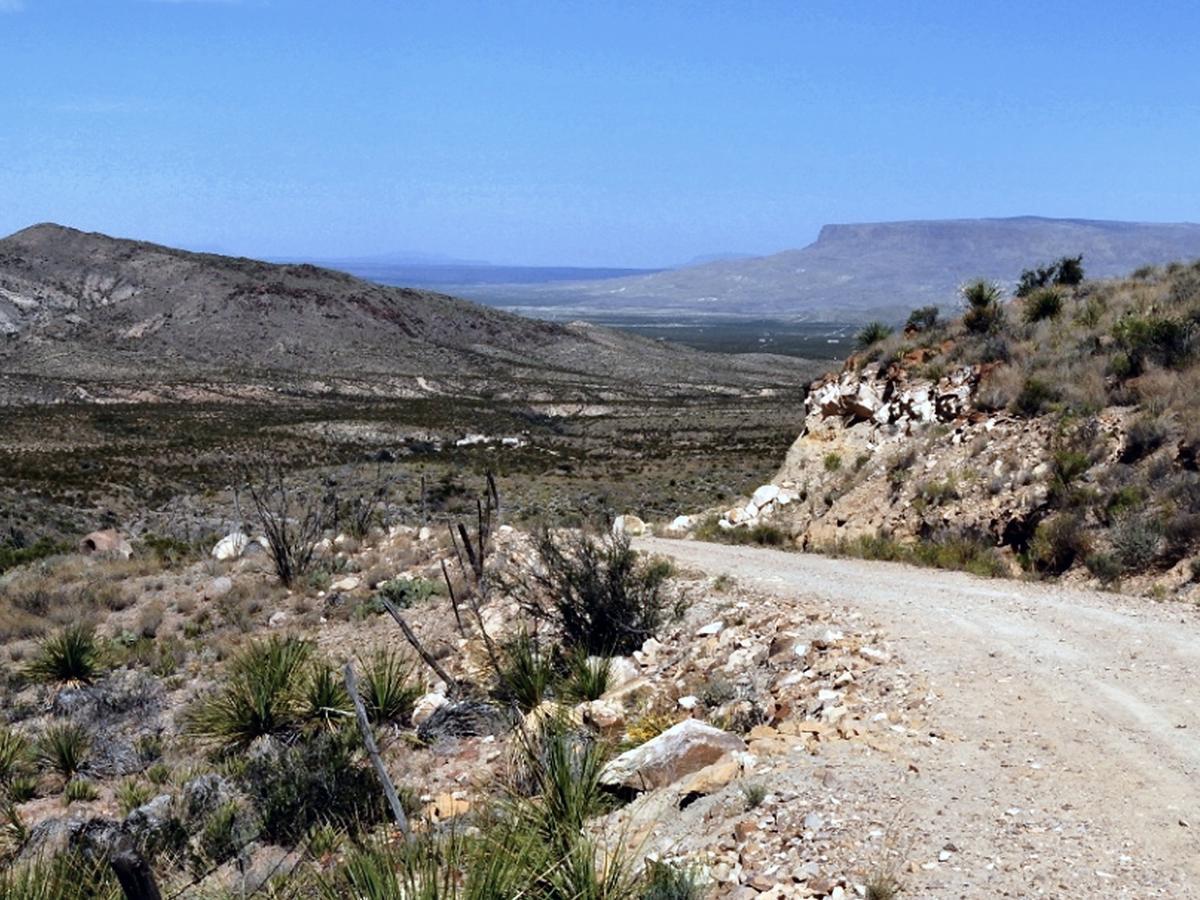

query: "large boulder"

left=612, top=515, right=647, bottom=537
left=211, top=532, right=249, bottom=561
left=600, top=719, right=747, bottom=793
left=78, top=529, right=132, bottom=559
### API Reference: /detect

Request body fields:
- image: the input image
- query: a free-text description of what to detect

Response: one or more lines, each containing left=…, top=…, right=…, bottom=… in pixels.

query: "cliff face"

left=717, top=356, right=1138, bottom=579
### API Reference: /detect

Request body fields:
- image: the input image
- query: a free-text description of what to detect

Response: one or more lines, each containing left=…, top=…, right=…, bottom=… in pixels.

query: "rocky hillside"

left=0, top=224, right=809, bottom=403
left=708, top=258, right=1200, bottom=593
left=463, top=216, right=1200, bottom=322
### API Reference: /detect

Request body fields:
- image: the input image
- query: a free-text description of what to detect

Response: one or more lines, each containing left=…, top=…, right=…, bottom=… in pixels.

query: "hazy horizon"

left=3, top=1, right=1199, bottom=266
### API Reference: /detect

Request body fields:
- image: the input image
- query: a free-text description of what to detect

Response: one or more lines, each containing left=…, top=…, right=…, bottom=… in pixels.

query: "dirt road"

left=636, top=537, right=1200, bottom=897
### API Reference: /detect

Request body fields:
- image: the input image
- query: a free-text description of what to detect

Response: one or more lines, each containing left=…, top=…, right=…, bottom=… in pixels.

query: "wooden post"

left=343, top=662, right=411, bottom=839
left=109, top=849, right=163, bottom=900
left=379, top=596, right=460, bottom=696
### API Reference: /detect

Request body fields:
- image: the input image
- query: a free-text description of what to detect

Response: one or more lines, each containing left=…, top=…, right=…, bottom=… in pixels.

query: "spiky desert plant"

left=0, top=850, right=121, bottom=899
left=33, top=723, right=90, bottom=780
left=186, top=635, right=313, bottom=753
left=561, top=651, right=611, bottom=703
left=26, top=624, right=104, bottom=685
left=493, top=632, right=555, bottom=713
left=62, top=778, right=98, bottom=806
left=357, top=647, right=420, bottom=725
left=115, top=779, right=154, bottom=817
left=856, top=321, right=893, bottom=348
left=0, top=727, right=31, bottom=786
left=961, top=279, right=1004, bottom=334
left=302, top=659, right=354, bottom=733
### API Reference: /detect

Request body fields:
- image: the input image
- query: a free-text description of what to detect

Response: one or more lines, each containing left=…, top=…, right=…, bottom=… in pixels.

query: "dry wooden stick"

left=344, top=662, right=411, bottom=839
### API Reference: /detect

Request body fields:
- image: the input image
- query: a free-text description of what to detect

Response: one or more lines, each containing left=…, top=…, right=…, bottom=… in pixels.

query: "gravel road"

left=636, top=536, right=1200, bottom=897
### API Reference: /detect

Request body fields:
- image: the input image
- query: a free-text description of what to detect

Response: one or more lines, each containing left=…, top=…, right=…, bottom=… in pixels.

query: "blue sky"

left=1, top=1, right=1198, bottom=266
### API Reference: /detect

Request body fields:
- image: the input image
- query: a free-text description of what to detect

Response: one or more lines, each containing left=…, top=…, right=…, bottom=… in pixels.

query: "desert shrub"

left=1028, top=514, right=1088, bottom=575
left=33, top=723, right=90, bottom=780
left=195, top=800, right=250, bottom=872
left=1016, top=255, right=1084, bottom=296
left=0, top=537, right=66, bottom=576
left=1012, top=377, right=1059, bottom=417
left=1084, top=552, right=1123, bottom=585
left=186, top=635, right=314, bottom=753
left=642, top=861, right=706, bottom=900
left=561, top=651, right=611, bottom=703
left=905, top=305, right=939, bottom=333
left=719, top=523, right=787, bottom=547
left=1110, top=513, right=1162, bottom=572
left=1023, top=286, right=1064, bottom=323
left=241, top=732, right=388, bottom=845
left=961, top=280, right=1004, bottom=334
left=1162, top=510, right=1200, bottom=563
left=914, top=477, right=958, bottom=509
left=246, top=467, right=333, bottom=586
left=140, top=533, right=199, bottom=567
left=1120, top=415, right=1170, bottom=463
left=856, top=321, right=893, bottom=348
left=911, top=531, right=1008, bottom=578
left=377, top=575, right=439, bottom=609
left=26, top=624, right=105, bottom=685
left=513, top=530, right=669, bottom=656
left=1112, top=314, right=1195, bottom=374
left=357, top=647, right=420, bottom=725
left=741, top=782, right=767, bottom=810
left=823, top=452, right=842, bottom=472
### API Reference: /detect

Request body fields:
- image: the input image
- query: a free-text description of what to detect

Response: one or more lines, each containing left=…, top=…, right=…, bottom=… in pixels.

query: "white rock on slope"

left=599, top=719, right=747, bottom=792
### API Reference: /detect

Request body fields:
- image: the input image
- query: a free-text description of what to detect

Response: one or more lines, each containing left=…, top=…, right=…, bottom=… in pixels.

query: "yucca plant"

left=26, top=624, right=104, bottom=685
left=33, top=723, right=90, bottom=780
left=0, top=727, right=31, bottom=785
left=302, top=660, right=354, bottom=733
left=357, top=647, right=420, bottom=725
left=115, top=779, right=154, bottom=816
left=186, top=635, right=313, bottom=752
left=62, top=778, right=98, bottom=806
left=492, top=632, right=555, bottom=713
left=561, top=651, right=611, bottom=703
left=855, top=321, right=893, bottom=349
left=0, top=850, right=121, bottom=899
left=642, top=860, right=706, bottom=900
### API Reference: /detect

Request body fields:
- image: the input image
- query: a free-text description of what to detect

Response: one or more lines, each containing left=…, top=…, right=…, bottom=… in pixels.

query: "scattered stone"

left=211, top=532, right=249, bottom=561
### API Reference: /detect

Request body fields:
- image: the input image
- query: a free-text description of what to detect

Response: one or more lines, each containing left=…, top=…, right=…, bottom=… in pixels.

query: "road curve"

left=636, top=536, right=1200, bottom=897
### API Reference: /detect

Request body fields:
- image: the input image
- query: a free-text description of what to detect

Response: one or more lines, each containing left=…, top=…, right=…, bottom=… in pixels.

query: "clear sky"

left=2, top=1, right=1198, bottom=266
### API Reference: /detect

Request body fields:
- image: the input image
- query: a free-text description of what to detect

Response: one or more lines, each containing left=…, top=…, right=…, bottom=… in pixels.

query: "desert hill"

left=0, top=224, right=809, bottom=403
left=456, top=216, right=1200, bottom=322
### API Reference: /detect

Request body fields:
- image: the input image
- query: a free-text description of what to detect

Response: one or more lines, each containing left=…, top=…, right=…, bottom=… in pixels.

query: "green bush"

left=301, top=659, right=354, bottom=734
left=1112, top=314, right=1195, bottom=373
left=1110, top=514, right=1162, bottom=572
left=643, top=860, right=706, bottom=900
left=823, top=452, right=842, bottom=472
left=0, top=538, right=66, bottom=576
left=1028, top=514, right=1088, bottom=575
left=1120, top=416, right=1170, bottom=463
left=26, top=624, right=105, bottom=685
left=514, top=530, right=669, bottom=656
left=0, top=728, right=30, bottom=786
left=241, top=732, right=387, bottom=845
left=1084, top=552, right=1123, bottom=585
left=905, top=306, right=940, bottom=333
left=1013, top=377, right=1059, bottom=417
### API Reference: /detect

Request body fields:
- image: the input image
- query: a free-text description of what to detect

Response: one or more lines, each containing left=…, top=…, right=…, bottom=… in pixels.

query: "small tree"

left=245, top=467, right=332, bottom=586
left=510, top=528, right=670, bottom=656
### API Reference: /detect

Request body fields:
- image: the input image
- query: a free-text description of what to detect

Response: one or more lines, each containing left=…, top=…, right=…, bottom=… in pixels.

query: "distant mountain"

left=0, top=224, right=809, bottom=404
left=454, top=217, right=1200, bottom=323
